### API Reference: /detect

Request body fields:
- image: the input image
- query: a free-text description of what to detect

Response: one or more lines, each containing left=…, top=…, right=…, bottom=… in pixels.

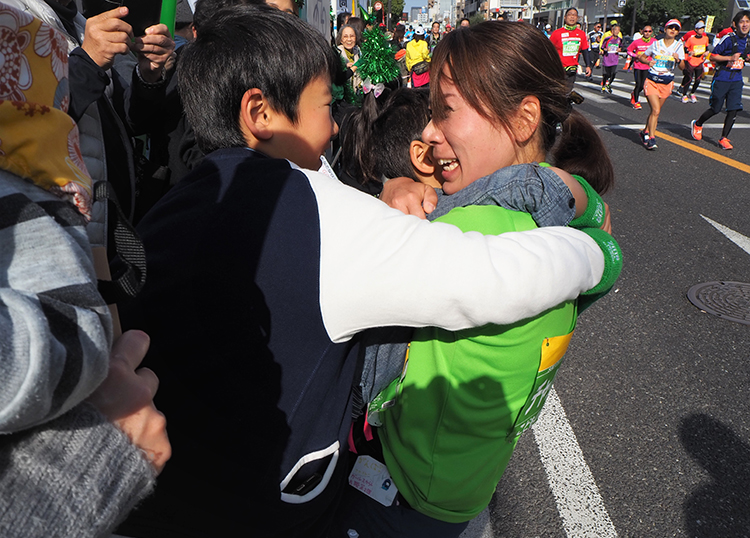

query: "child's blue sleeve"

left=427, top=163, right=576, bottom=226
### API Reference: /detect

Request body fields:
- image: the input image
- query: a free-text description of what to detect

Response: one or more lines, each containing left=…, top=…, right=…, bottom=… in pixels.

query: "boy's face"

left=273, top=75, right=338, bottom=170
left=266, top=0, right=297, bottom=15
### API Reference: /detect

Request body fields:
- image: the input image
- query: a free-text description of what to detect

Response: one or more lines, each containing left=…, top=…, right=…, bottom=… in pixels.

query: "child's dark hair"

left=431, top=21, right=614, bottom=194
left=342, top=88, right=430, bottom=186
left=179, top=4, right=340, bottom=155
left=192, top=0, right=264, bottom=33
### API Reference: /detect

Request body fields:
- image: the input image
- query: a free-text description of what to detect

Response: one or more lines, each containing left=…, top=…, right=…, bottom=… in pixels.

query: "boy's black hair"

left=192, top=0, right=264, bottom=32
left=342, top=88, right=429, bottom=186
left=179, top=4, right=340, bottom=155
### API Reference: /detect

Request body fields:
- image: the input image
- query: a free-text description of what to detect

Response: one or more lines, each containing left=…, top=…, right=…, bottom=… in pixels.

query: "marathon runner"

left=627, top=24, right=655, bottom=109
left=691, top=10, right=750, bottom=150
left=638, top=18, right=685, bottom=150
left=588, top=22, right=603, bottom=75
left=550, top=7, right=591, bottom=92
left=600, top=24, right=622, bottom=93
left=679, top=20, right=710, bottom=103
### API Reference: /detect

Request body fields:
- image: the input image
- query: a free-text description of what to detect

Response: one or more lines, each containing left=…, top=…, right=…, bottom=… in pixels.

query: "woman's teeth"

left=438, top=159, right=459, bottom=171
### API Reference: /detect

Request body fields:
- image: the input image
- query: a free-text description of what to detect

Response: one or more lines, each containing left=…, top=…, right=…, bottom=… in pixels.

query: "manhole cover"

left=687, top=281, right=750, bottom=326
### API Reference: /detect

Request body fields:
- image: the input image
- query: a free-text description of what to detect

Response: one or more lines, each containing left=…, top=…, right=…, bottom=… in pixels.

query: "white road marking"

left=532, top=388, right=618, bottom=538
left=701, top=215, right=750, bottom=256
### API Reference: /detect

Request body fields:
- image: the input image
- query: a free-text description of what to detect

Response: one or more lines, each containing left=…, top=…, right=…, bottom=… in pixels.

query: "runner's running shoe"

left=606, top=84, right=612, bottom=93
left=630, top=93, right=636, bottom=106
left=646, top=137, right=657, bottom=150
left=718, top=137, right=733, bottom=150
left=633, top=102, right=642, bottom=110
left=690, top=94, right=698, bottom=103
left=681, top=95, right=690, bottom=103
left=691, top=120, right=702, bottom=141
left=601, top=85, right=607, bottom=93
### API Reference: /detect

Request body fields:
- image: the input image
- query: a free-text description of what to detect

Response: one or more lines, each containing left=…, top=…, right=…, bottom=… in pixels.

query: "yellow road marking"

left=655, top=130, right=750, bottom=174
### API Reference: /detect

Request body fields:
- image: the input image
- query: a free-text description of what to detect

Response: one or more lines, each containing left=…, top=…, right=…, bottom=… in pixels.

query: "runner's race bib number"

left=654, top=54, right=675, bottom=70
left=562, top=38, right=580, bottom=56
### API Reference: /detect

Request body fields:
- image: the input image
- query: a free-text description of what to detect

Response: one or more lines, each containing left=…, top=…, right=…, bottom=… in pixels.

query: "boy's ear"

left=239, top=88, right=273, bottom=142
left=410, top=140, right=436, bottom=175
left=514, top=95, right=541, bottom=145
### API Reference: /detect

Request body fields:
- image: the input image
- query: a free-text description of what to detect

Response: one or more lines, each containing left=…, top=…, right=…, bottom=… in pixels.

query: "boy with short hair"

left=118, top=6, right=607, bottom=537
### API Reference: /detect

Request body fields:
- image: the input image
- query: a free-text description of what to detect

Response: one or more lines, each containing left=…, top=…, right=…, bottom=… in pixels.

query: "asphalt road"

left=463, top=65, right=750, bottom=538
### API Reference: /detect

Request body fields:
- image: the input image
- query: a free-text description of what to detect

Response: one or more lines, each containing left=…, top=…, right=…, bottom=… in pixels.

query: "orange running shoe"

left=718, top=137, right=733, bottom=150
left=691, top=120, right=702, bottom=141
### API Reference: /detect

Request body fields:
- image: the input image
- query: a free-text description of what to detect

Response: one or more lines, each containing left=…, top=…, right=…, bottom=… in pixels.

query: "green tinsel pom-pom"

left=355, top=27, right=400, bottom=86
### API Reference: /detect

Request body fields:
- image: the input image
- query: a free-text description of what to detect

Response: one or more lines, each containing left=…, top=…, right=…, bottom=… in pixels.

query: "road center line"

left=532, top=387, right=618, bottom=538
left=594, top=124, right=750, bottom=175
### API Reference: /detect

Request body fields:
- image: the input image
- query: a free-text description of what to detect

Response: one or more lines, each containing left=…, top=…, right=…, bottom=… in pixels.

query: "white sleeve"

left=304, top=170, right=604, bottom=343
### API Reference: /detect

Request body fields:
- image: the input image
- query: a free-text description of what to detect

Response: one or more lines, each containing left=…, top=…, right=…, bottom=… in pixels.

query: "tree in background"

left=622, top=0, right=727, bottom=32
left=387, top=0, right=405, bottom=29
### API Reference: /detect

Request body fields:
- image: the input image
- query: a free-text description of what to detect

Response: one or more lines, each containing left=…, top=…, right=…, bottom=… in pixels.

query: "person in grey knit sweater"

left=0, top=3, right=169, bottom=535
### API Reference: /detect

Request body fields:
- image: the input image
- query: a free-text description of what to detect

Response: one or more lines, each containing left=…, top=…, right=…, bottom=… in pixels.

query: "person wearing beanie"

left=173, top=0, right=194, bottom=48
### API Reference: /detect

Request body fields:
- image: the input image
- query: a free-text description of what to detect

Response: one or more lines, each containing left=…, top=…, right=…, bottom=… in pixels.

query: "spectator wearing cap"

left=544, top=23, right=551, bottom=37
left=678, top=20, right=709, bottom=103
left=406, top=25, right=430, bottom=87
left=174, top=0, right=195, bottom=49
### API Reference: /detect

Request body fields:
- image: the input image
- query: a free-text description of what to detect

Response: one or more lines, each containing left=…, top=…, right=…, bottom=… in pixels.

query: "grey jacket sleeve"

left=0, top=172, right=113, bottom=433
left=0, top=403, right=155, bottom=538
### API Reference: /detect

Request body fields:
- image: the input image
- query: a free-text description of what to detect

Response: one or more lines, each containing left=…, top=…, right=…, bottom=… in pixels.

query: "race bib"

left=507, top=331, right=574, bottom=441
left=562, top=38, right=580, bottom=56
left=693, top=45, right=706, bottom=55
left=607, top=43, right=619, bottom=53
left=654, top=54, right=675, bottom=70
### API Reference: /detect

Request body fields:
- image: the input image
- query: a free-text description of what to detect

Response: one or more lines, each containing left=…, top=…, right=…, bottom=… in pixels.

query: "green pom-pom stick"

left=160, top=0, right=176, bottom=38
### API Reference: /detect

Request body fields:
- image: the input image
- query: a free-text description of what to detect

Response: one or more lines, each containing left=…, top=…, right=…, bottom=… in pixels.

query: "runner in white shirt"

left=637, top=19, right=685, bottom=150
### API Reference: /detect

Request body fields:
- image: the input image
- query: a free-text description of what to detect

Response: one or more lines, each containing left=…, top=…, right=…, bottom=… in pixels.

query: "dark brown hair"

left=430, top=21, right=614, bottom=193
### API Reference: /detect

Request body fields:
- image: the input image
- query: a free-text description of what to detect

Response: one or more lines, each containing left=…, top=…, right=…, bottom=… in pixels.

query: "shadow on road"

left=680, top=413, right=750, bottom=537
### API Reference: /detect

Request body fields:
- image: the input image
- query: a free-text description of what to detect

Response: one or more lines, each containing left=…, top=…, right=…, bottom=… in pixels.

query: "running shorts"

left=709, top=79, right=744, bottom=113
left=645, top=78, right=673, bottom=99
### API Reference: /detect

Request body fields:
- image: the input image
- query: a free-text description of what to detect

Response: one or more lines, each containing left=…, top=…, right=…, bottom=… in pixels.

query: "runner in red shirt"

left=549, top=7, right=591, bottom=92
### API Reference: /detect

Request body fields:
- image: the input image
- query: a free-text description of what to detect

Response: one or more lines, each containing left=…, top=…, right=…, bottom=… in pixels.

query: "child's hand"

left=380, top=177, right=437, bottom=218
left=87, top=330, right=171, bottom=475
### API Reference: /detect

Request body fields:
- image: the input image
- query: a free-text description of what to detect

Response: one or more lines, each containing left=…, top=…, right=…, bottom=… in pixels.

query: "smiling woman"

left=337, top=23, right=363, bottom=92
left=330, top=20, right=621, bottom=538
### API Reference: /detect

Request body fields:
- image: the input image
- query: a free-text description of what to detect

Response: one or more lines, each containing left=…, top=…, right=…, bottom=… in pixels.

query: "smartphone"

left=122, top=0, right=163, bottom=36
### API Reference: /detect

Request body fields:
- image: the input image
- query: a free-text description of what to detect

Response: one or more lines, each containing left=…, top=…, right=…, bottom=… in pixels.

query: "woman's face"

left=341, top=28, right=357, bottom=50
left=422, top=67, right=517, bottom=195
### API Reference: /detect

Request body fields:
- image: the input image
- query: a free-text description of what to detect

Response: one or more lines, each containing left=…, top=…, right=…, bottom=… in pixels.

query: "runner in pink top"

left=627, top=24, right=655, bottom=109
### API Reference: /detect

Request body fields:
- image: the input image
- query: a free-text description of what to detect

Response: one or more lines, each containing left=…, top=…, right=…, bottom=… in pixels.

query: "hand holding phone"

left=131, top=23, right=175, bottom=83
left=82, top=6, right=133, bottom=70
